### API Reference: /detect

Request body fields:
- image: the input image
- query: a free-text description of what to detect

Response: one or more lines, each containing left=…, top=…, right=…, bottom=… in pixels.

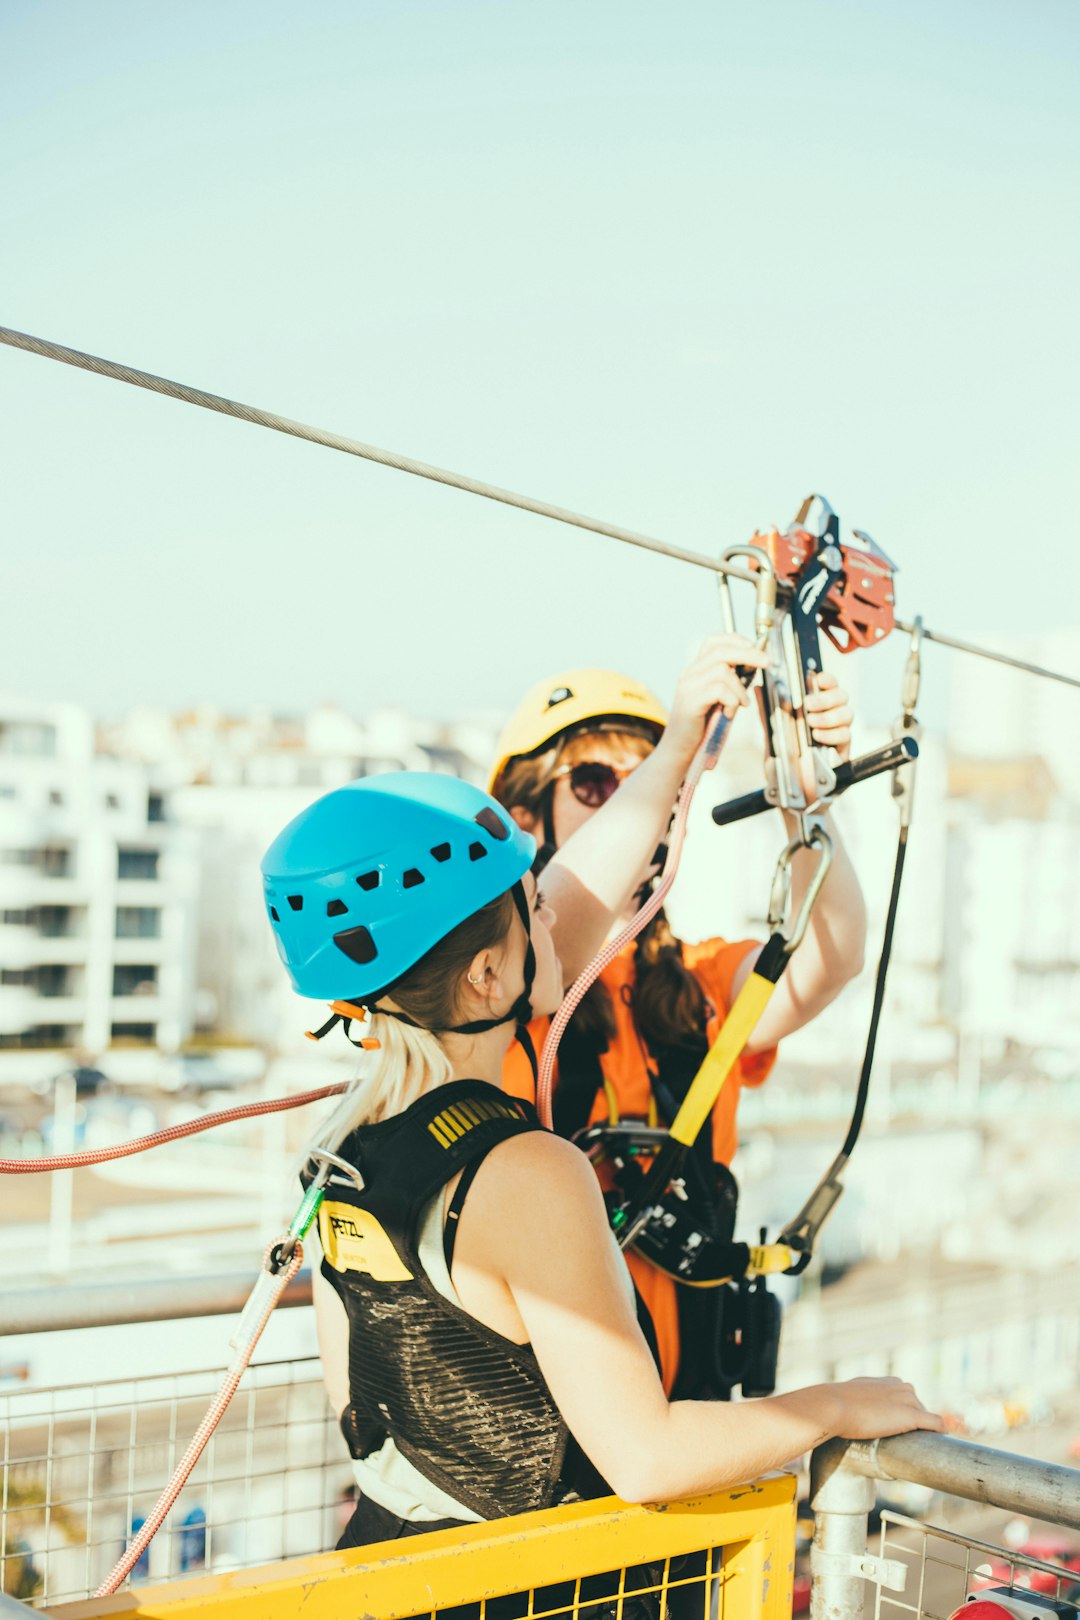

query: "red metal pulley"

left=748, top=524, right=897, bottom=653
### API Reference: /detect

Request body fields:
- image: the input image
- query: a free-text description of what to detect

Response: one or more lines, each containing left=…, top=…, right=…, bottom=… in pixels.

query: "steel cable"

left=0, top=323, right=757, bottom=585
left=2, top=322, right=1077, bottom=690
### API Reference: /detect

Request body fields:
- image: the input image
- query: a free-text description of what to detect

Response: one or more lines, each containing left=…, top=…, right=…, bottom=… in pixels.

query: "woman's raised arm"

left=542, top=636, right=767, bottom=984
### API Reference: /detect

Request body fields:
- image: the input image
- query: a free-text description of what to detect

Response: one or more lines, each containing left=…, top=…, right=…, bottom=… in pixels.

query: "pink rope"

left=94, top=1239, right=305, bottom=1596
left=0, top=1084, right=347, bottom=1174
left=536, top=713, right=732, bottom=1128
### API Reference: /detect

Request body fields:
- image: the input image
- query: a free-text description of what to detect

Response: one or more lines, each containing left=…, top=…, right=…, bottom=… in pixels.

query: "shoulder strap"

left=442, top=1155, right=485, bottom=1271
left=324, top=1080, right=543, bottom=1269
left=551, top=1020, right=608, bottom=1139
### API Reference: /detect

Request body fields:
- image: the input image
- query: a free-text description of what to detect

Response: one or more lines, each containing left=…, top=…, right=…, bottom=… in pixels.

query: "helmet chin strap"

left=440, top=880, right=536, bottom=1037
left=529, top=786, right=558, bottom=878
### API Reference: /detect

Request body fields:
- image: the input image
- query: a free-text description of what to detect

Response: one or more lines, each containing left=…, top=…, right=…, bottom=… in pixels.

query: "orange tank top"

left=503, top=936, right=776, bottom=1394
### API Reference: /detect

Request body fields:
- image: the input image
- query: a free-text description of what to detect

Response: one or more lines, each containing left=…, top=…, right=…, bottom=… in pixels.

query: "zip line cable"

left=0, top=324, right=758, bottom=588
left=2, top=322, right=1078, bottom=692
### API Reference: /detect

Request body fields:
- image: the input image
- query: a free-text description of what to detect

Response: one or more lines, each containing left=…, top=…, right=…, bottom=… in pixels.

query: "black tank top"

left=313, top=1079, right=613, bottom=1519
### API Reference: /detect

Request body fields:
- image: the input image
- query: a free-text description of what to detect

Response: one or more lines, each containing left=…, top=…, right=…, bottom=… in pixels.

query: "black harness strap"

left=442, top=1156, right=485, bottom=1272
left=777, top=820, right=909, bottom=1268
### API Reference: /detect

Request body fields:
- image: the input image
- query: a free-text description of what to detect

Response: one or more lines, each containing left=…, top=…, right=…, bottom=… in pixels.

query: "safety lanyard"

left=603, top=517, right=921, bottom=1284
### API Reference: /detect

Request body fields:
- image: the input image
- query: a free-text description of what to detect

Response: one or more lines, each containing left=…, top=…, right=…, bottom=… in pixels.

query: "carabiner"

left=716, top=543, right=779, bottom=645
left=304, top=1146, right=365, bottom=1194
left=271, top=1149, right=365, bottom=1273
left=900, top=614, right=923, bottom=726
left=891, top=615, right=922, bottom=828
left=766, top=827, right=834, bottom=957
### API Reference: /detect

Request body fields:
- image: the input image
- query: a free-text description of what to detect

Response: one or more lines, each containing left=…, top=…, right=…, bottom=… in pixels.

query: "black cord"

left=838, top=824, right=908, bottom=1164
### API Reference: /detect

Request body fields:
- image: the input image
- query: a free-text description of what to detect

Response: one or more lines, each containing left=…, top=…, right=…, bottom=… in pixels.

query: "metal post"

left=810, top=1438, right=877, bottom=1620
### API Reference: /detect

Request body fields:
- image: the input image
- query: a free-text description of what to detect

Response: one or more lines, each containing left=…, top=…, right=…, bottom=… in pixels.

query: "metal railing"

left=5, top=1273, right=1080, bottom=1619
left=810, top=1433, right=1080, bottom=1620
left=2, top=1273, right=312, bottom=1336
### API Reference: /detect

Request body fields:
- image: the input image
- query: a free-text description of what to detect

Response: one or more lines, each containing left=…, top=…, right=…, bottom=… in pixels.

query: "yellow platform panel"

left=49, top=1475, right=797, bottom=1620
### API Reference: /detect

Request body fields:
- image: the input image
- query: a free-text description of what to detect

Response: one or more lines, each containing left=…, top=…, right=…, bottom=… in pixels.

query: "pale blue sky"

left=2, top=0, right=1077, bottom=725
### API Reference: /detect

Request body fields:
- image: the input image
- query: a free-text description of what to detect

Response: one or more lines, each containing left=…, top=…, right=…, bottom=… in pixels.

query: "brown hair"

left=493, top=727, right=708, bottom=1058
left=390, top=889, right=518, bottom=1032
left=315, top=890, right=520, bottom=1135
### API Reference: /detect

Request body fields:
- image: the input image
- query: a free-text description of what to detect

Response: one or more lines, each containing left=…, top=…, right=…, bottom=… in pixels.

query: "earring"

left=467, top=972, right=483, bottom=987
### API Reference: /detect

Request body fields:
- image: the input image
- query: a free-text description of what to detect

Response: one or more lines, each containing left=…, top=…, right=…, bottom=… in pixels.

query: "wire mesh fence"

left=875, top=1511, right=1080, bottom=1620
left=0, top=1355, right=354, bottom=1607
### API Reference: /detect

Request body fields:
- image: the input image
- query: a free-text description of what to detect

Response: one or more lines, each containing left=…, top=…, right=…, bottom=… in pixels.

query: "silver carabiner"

left=766, top=827, right=834, bottom=956
left=891, top=615, right=923, bottom=828
left=900, top=614, right=923, bottom=725
left=303, top=1146, right=365, bottom=1193
left=716, top=542, right=778, bottom=644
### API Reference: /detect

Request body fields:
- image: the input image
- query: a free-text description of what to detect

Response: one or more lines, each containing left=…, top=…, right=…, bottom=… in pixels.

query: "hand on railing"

left=823, top=1376, right=945, bottom=1440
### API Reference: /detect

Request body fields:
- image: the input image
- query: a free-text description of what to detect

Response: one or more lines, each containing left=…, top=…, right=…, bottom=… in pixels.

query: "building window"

left=1, top=968, right=33, bottom=987
left=37, top=964, right=74, bottom=998
left=39, top=905, right=80, bottom=938
left=2, top=910, right=34, bottom=925
left=115, top=906, right=162, bottom=939
left=49, top=789, right=64, bottom=807
left=111, top=1022, right=156, bottom=1045
left=0, top=1024, right=78, bottom=1048
left=113, top=964, right=159, bottom=997
left=147, top=793, right=166, bottom=823
left=105, top=793, right=121, bottom=811
left=117, top=848, right=159, bottom=881
left=1, top=847, right=72, bottom=874
left=0, top=721, right=58, bottom=758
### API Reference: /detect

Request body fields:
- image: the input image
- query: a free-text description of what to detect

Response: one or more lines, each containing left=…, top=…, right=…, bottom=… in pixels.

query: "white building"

left=0, top=699, right=199, bottom=1069
left=100, top=702, right=496, bottom=1049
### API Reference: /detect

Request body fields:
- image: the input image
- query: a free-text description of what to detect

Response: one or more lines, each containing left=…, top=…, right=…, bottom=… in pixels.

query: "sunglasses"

left=554, top=760, right=639, bottom=808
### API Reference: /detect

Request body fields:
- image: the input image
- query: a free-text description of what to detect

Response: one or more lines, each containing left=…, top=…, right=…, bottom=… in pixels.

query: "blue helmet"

left=261, top=771, right=536, bottom=1003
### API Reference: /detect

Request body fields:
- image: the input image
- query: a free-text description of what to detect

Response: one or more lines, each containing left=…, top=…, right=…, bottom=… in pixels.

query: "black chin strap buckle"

left=305, top=1011, right=343, bottom=1043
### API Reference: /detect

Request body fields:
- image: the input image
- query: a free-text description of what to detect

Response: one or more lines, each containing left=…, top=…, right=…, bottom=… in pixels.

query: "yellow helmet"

left=489, top=668, right=668, bottom=795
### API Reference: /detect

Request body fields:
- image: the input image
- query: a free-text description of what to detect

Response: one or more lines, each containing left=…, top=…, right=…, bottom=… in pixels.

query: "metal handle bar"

left=711, top=736, right=919, bottom=827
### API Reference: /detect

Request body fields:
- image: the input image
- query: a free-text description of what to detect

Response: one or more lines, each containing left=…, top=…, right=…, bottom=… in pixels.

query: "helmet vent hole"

left=356, top=871, right=380, bottom=891
left=269, top=906, right=279, bottom=922
left=326, top=899, right=348, bottom=917
left=468, top=842, right=487, bottom=862
left=402, top=868, right=425, bottom=889
left=430, top=843, right=452, bottom=863
left=334, top=925, right=378, bottom=965
left=287, top=895, right=303, bottom=911
left=474, top=807, right=509, bottom=841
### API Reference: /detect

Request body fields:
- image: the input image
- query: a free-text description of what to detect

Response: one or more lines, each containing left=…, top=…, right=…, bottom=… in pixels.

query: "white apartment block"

left=101, top=703, right=495, bottom=1050
left=0, top=699, right=199, bottom=1064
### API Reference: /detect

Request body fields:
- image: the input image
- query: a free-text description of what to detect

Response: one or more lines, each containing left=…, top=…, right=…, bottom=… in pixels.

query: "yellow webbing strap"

left=667, top=970, right=776, bottom=1149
